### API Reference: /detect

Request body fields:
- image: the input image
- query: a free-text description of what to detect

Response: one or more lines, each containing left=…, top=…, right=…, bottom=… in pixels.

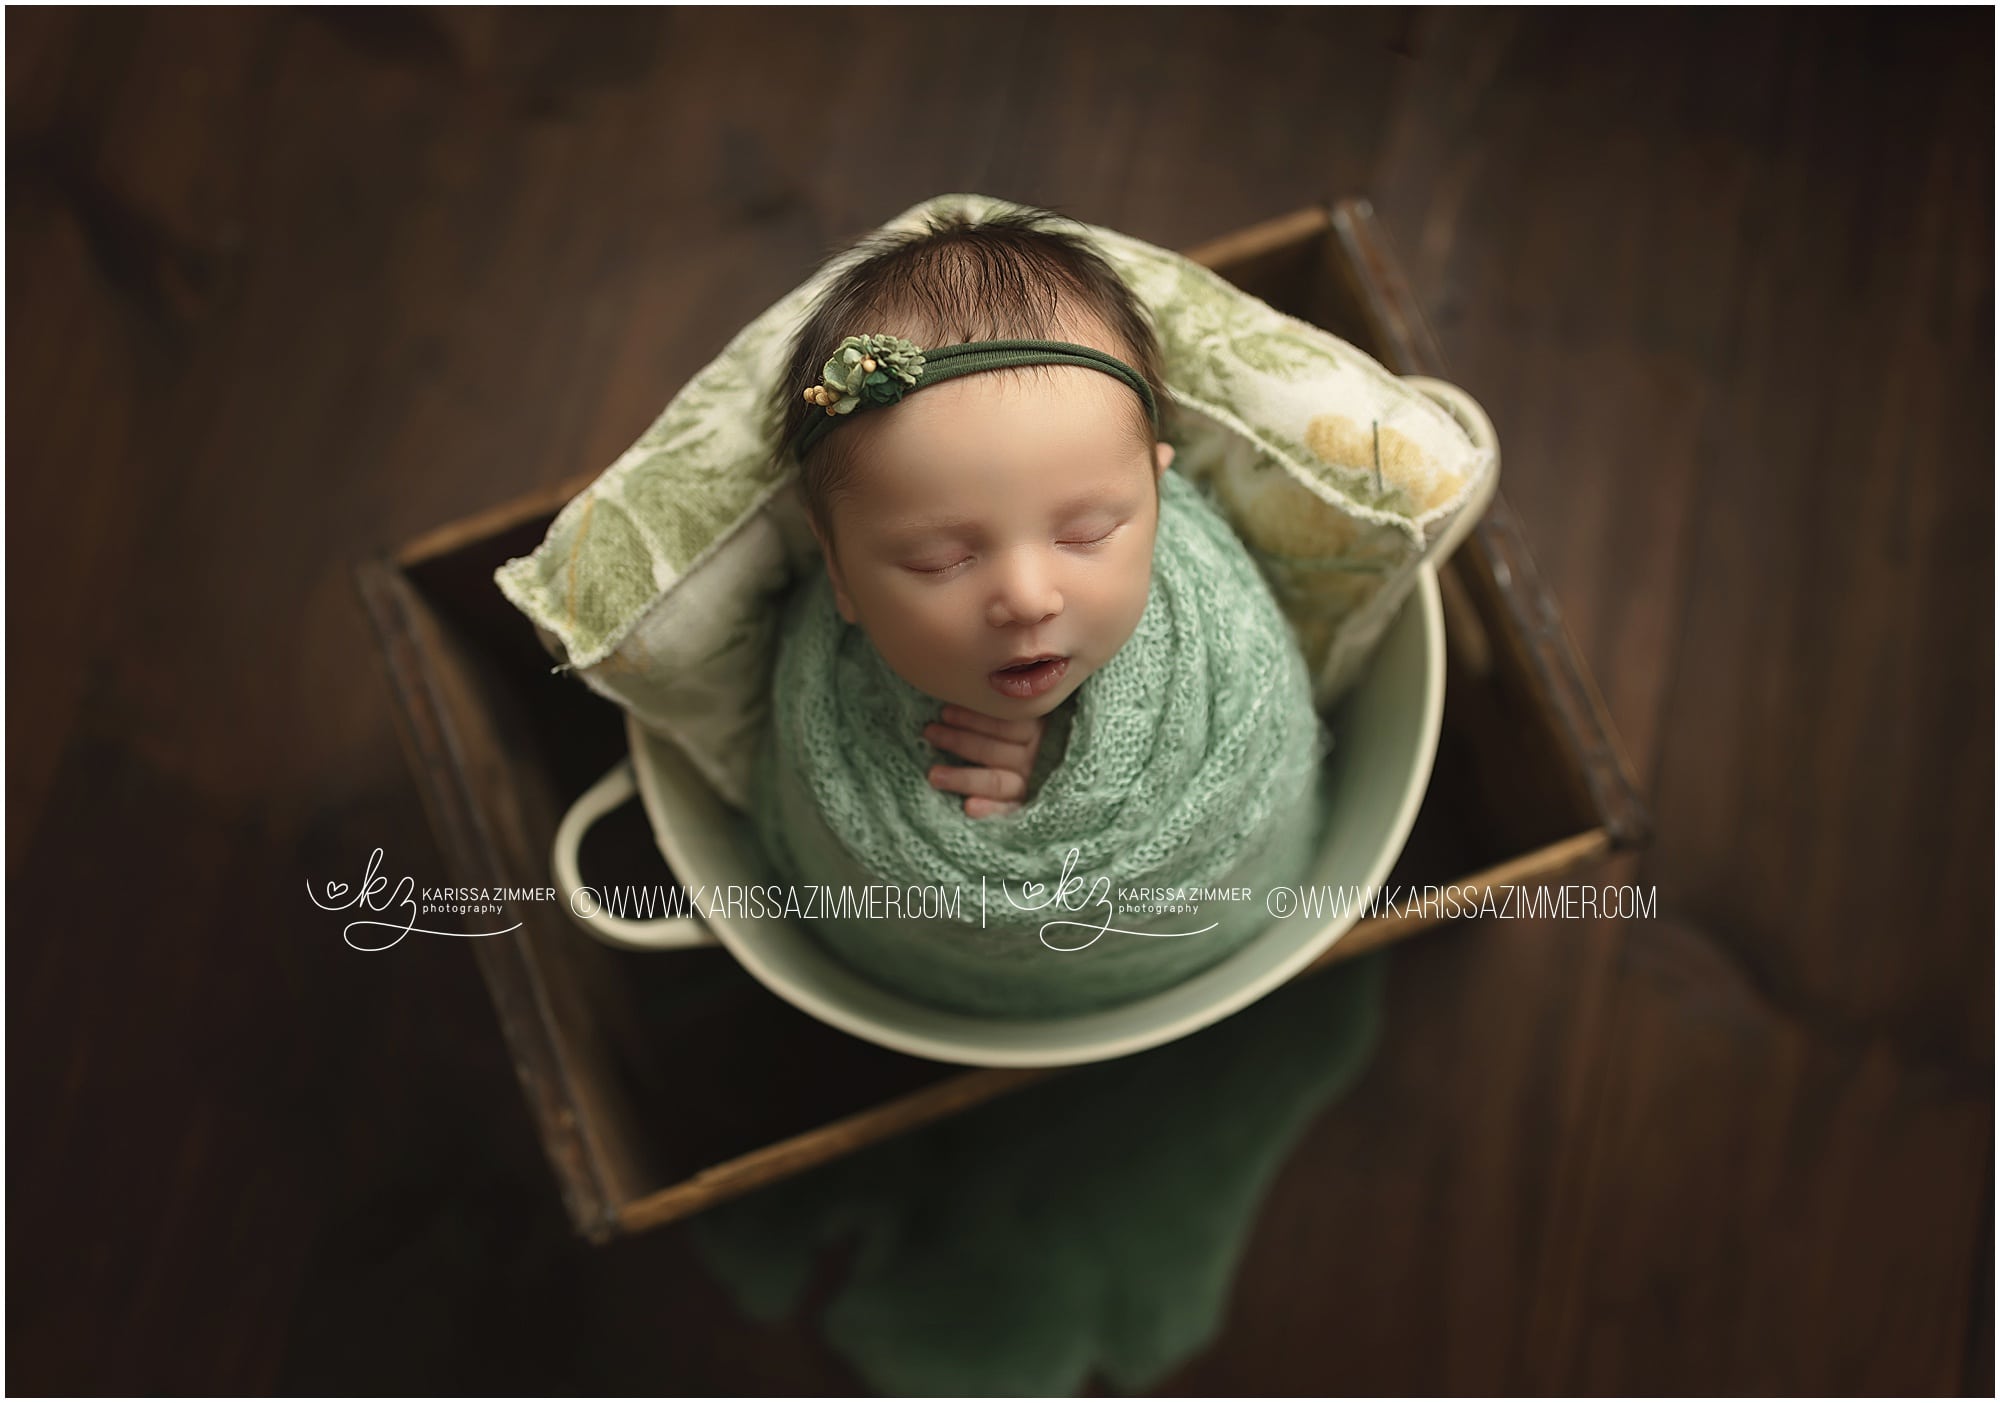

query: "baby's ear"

left=809, top=518, right=859, bottom=624
left=1154, top=441, right=1176, bottom=478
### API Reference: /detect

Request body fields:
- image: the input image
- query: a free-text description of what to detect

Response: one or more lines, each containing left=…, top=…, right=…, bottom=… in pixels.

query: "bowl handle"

left=550, top=758, right=719, bottom=950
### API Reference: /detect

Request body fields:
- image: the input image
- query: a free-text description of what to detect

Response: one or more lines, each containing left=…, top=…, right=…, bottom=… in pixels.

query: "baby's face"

left=814, top=366, right=1172, bottom=721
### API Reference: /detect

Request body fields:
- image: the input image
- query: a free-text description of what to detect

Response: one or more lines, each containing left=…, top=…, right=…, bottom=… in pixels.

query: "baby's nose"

left=987, top=549, right=1062, bottom=628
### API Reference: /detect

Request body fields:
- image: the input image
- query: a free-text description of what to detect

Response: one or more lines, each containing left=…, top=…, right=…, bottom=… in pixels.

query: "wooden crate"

left=355, top=198, right=1652, bottom=1244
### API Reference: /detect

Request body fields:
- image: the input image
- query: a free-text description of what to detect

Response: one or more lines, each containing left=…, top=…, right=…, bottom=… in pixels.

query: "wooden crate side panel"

left=355, top=557, right=646, bottom=1240
left=1327, top=199, right=1653, bottom=848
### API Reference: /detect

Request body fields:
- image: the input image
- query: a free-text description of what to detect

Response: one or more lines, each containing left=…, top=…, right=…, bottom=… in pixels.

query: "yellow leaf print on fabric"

left=1214, top=466, right=1367, bottom=561
left=1304, top=414, right=1464, bottom=514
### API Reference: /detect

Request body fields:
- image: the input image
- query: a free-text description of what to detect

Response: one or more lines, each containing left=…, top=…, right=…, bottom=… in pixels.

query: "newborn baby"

left=771, top=209, right=1176, bottom=817
left=754, top=206, right=1329, bottom=1018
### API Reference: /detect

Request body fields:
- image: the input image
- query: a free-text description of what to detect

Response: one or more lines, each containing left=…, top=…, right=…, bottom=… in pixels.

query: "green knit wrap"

left=751, top=467, right=1332, bottom=1020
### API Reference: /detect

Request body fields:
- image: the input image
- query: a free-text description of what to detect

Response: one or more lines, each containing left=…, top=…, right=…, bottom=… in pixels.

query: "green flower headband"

left=793, top=334, right=1161, bottom=459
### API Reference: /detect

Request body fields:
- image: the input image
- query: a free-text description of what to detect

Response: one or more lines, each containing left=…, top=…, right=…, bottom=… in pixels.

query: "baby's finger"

left=923, top=723, right=1033, bottom=772
left=964, top=796, right=1023, bottom=820
left=939, top=704, right=1041, bottom=745
left=928, top=764, right=1028, bottom=802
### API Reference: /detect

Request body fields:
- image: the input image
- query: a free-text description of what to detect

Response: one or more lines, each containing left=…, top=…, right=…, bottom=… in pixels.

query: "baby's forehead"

left=890, top=473, right=1131, bottom=508
left=875, top=363, right=1149, bottom=446
left=837, top=453, right=1152, bottom=538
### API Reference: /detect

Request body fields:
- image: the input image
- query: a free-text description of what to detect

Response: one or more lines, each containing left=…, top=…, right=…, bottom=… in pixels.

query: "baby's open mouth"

left=988, top=655, right=1070, bottom=700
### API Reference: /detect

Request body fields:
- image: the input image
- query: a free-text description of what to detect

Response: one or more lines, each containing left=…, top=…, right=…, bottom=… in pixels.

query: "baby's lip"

left=996, top=652, right=1067, bottom=670
left=987, top=655, right=1070, bottom=700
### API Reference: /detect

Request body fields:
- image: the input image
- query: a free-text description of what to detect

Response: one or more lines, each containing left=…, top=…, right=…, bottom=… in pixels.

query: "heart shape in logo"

left=1019, top=880, right=1046, bottom=905
left=325, top=881, right=349, bottom=903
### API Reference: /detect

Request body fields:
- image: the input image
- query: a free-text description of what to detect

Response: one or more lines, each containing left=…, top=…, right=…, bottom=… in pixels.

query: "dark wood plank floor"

left=8, top=8, right=1991, bottom=1395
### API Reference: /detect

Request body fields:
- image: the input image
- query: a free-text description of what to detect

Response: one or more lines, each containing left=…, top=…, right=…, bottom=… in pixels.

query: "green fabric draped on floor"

left=687, top=949, right=1388, bottom=1396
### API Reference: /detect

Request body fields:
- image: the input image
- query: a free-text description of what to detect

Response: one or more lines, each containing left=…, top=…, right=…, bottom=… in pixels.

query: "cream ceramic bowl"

left=551, top=561, right=1446, bottom=1070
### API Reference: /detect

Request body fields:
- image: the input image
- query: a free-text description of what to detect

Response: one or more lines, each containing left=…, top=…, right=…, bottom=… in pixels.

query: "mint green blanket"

left=752, top=467, right=1332, bottom=1020
left=686, top=948, right=1388, bottom=1394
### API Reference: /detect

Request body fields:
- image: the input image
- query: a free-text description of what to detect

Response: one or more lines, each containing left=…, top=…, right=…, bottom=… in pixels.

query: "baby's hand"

left=924, top=704, right=1048, bottom=820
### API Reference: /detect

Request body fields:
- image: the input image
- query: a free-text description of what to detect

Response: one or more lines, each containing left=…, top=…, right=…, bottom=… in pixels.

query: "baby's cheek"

left=1105, top=555, right=1155, bottom=641
left=889, top=600, right=969, bottom=653
left=858, top=597, right=969, bottom=677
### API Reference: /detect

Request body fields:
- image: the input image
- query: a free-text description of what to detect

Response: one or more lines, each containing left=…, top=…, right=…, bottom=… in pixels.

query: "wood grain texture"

left=6, top=7, right=1989, bottom=1395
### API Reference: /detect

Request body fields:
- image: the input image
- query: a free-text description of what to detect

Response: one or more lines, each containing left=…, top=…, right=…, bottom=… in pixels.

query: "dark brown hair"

left=769, top=205, right=1168, bottom=547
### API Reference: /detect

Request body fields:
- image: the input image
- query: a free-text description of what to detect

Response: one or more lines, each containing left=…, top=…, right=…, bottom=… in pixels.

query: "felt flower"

left=802, top=334, right=925, bottom=416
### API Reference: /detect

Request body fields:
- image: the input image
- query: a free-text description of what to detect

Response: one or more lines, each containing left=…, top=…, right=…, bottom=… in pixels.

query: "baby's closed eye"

left=1060, top=523, right=1122, bottom=547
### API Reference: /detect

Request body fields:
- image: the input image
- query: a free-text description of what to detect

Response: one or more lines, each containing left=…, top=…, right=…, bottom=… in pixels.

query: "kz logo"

left=307, top=847, right=525, bottom=952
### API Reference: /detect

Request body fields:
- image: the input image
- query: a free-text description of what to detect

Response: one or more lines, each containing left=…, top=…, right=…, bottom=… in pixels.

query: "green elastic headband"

left=793, top=334, right=1161, bottom=460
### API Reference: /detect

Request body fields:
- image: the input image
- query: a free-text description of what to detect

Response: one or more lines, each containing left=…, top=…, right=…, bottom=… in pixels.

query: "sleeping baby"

left=751, top=206, right=1332, bottom=1019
